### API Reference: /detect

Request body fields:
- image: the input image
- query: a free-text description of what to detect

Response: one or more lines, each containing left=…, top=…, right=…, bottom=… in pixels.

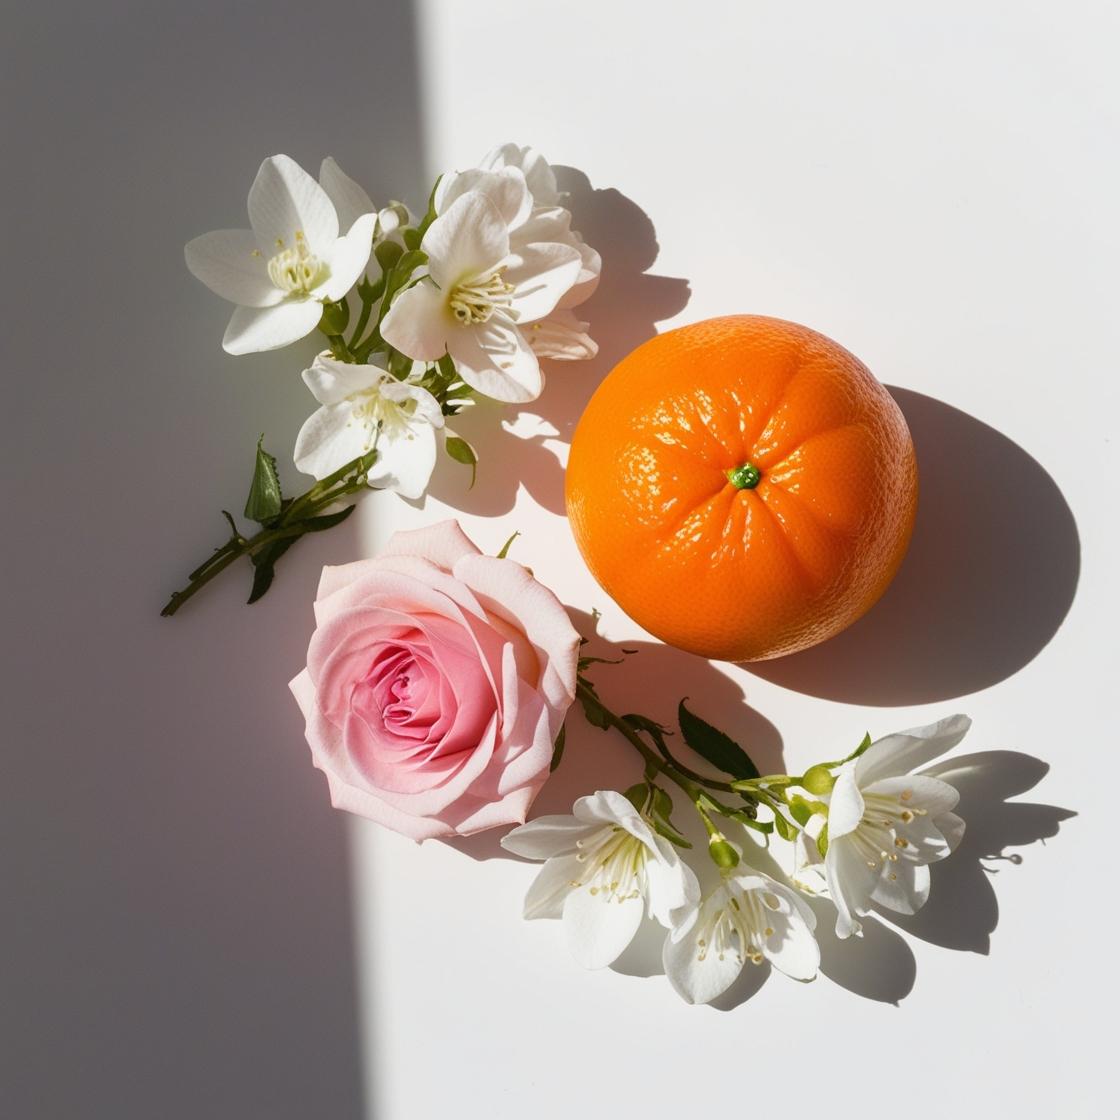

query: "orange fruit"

left=565, top=315, right=917, bottom=662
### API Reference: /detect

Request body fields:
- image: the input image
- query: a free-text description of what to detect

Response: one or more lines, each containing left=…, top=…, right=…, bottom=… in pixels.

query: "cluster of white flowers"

left=502, top=714, right=970, bottom=1005
left=185, top=145, right=600, bottom=502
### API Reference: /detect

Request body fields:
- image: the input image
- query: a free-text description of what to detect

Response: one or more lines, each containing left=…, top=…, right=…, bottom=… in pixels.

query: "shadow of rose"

left=445, top=607, right=784, bottom=865
left=421, top=166, right=691, bottom=519
left=747, top=389, right=1080, bottom=705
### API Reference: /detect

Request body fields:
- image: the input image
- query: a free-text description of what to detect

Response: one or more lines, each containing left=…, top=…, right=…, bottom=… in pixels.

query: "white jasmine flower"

left=318, top=157, right=411, bottom=245
left=664, top=871, right=819, bottom=1004
left=479, top=142, right=563, bottom=207
left=514, top=202, right=601, bottom=312
left=380, top=190, right=581, bottom=403
left=185, top=155, right=377, bottom=355
left=293, top=354, right=443, bottom=500
left=435, top=145, right=601, bottom=361
left=823, top=714, right=970, bottom=939
left=501, top=790, right=700, bottom=970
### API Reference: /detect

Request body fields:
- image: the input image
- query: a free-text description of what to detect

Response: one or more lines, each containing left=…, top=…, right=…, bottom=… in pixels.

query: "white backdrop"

left=1, top=2, right=1114, bottom=1118
left=352, top=2, right=1115, bottom=1117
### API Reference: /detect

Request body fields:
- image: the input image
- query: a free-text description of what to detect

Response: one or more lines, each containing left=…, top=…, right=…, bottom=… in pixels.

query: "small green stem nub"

left=727, top=462, right=761, bottom=490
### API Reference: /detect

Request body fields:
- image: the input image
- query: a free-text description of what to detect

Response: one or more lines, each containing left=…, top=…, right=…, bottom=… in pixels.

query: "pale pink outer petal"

left=379, top=520, right=483, bottom=570
left=313, top=521, right=481, bottom=607
left=453, top=553, right=581, bottom=726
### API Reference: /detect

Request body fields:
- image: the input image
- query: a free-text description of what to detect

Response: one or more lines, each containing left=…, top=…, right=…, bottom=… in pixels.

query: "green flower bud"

left=801, top=764, right=835, bottom=795
left=708, top=836, right=740, bottom=869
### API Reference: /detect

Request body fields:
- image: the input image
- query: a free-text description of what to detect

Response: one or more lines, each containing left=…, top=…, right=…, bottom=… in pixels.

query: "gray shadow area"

left=0, top=3, right=424, bottom=1117
left=748, top=389, right=1080, bottom=705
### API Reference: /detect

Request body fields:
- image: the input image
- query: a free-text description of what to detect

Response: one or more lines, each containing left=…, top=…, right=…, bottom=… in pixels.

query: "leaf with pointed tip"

left=375, top=240, right=404, bottom=273
left=495, top=530, right=519, bottom=559
left=549, top=724, right=566, bottom=772
left=244, top=437, right=283, bottom=524
left=623, top=782, right=648, bottom=813
left=789, top=796, right=814, bottom=827
left=577, top=686, right=610, bottom=730
left=247, top=538, right=296, bottom=604
left=652, top=816, right=692, bottom=849
left=678, top=699, right=761, bottom=781
left=772, top=812, right=797, bottom=841
left=445, top=437, right=478, bottom=488
left=297, top=505, right=358, bottom=534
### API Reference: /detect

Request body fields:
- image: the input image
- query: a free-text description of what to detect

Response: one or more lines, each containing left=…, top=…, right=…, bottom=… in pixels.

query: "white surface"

left=2, top=3, right=1114, bottom=1117
left=351, top=2, right=1116, bottom=1118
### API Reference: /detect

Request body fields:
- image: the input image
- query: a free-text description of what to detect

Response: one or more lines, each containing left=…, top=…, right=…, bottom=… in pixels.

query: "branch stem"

left=161, top=453, right=376, bottom=617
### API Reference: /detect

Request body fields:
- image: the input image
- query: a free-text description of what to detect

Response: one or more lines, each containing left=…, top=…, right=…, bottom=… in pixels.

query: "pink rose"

left=290, top=520, right=580, bottom=840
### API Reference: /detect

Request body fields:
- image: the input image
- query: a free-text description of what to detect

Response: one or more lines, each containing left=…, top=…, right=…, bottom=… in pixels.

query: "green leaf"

left=244, top=437, right=283, bottom=524
left=849, top=732, right=873, bottom=761
left=817, top=823, right=830, bottom=858
left=244, top=505, right=358, bottom=605
left=496, top=530, right=519, bottom=559
left=444, top=436, right=477, bottom=487
left=391, top=249, right=428, bottom=288
left=651, top=785, right=674, bottom=821
left=579, top=655, right=626, bottom=670
left=578, top=688, right=610, bottom=730
left=549, top=723, right=566, bottom=772
left=356, top=273, right=381, bottom=303
left=729, top=812, right=774, bottom=835
left=788, top=796, right=813, bottom=827
left=402, top=226, right=421, bottom=251
left=648, top=786, right=692, bottom=848
left=415, top=174, right=442, bottom=237
left=677, top=699, right=761, bottom=781
left=374, top=240, right=404, bottom=273
left=652, top=816, right=693, bottom=849
left=772, top=812, right=797, bottom=842
left=247, top=537, right=296, bottom=604
left=296, top=505, right=358, bottom=534
left=623, top=782, right=648, bottom=813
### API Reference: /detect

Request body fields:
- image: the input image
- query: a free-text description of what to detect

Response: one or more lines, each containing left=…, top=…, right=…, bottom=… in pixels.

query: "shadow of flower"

left=421, top=166, right=691, bottom=519
left=883, top=750, right=1075, bottom=953
left=714, top=748, right=1074, bottom=1010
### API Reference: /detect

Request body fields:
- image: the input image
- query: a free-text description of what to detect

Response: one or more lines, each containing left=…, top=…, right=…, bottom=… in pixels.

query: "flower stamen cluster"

left=448, top=267, right=515, bottom=325
left=267, top=232, right=330, bottom=295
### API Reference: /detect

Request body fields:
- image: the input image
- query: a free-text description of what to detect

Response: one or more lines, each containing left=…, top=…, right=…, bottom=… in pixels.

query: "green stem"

left=645, top=731, right=740, bottom=794
left=577, top=681, right=706, bottom=803
left=347, top=293, right=375, bottom=351
left=161, top=452, right=377, bottom=618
